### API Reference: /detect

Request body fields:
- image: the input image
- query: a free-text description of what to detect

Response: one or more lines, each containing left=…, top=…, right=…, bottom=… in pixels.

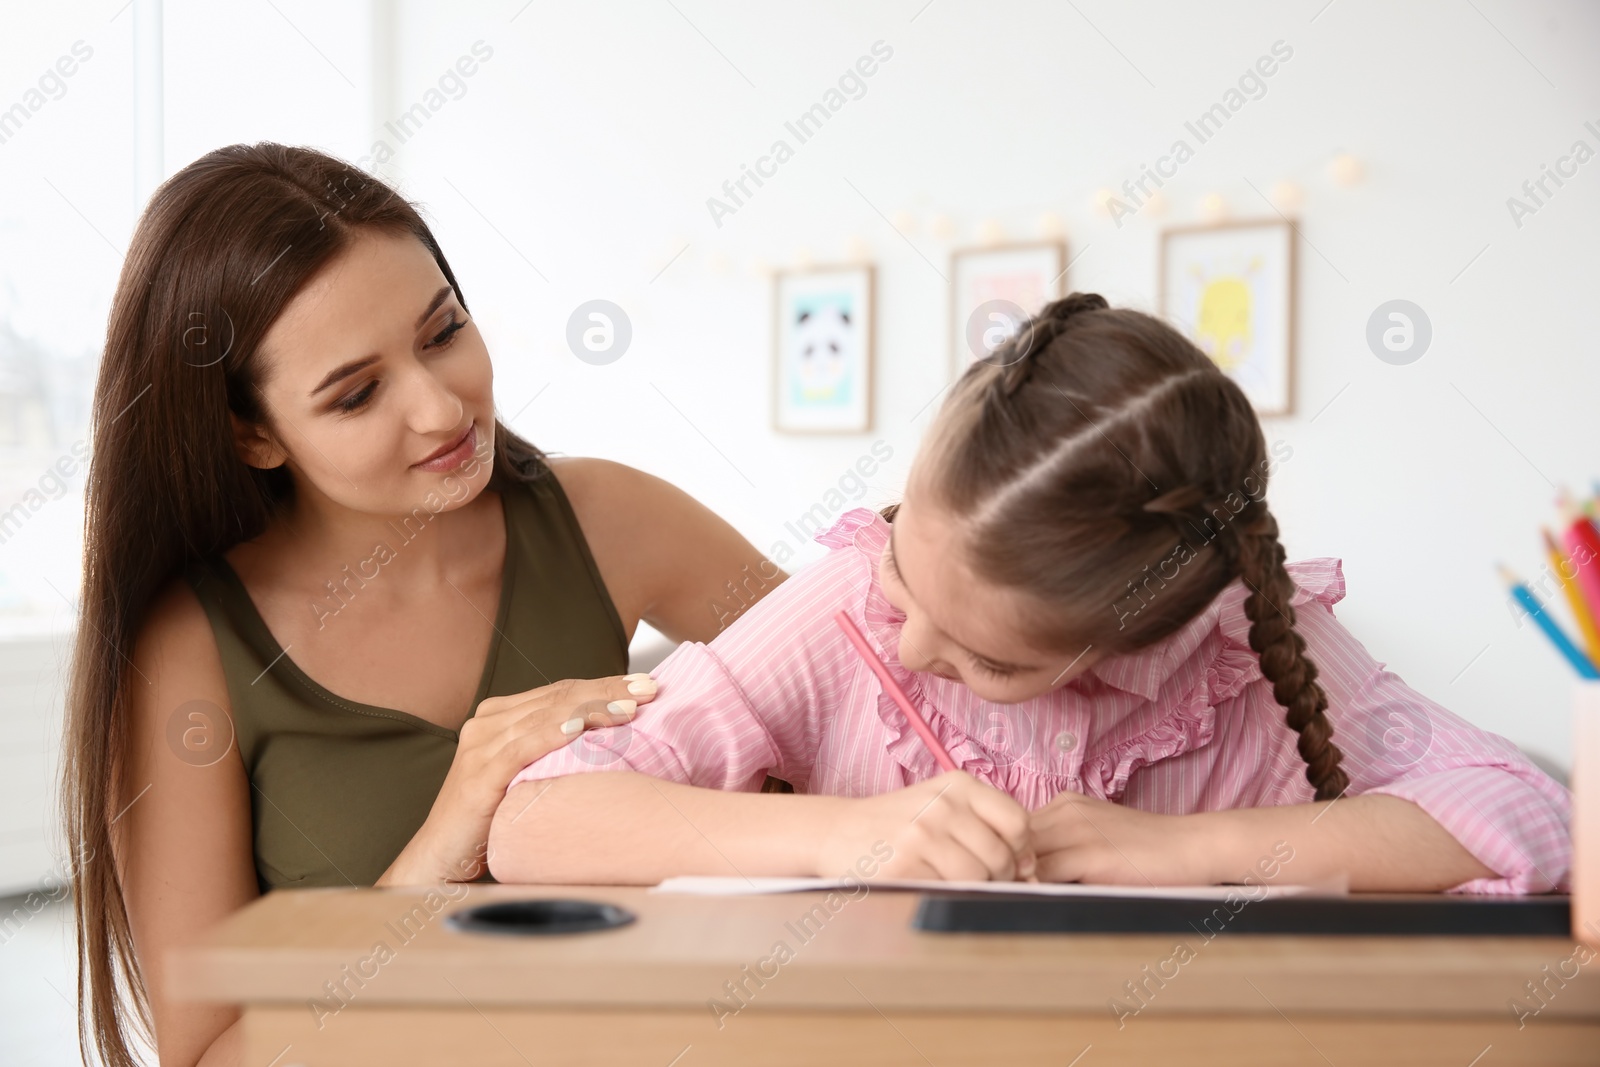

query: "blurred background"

left=1, top=2, right=1597, bottom=1061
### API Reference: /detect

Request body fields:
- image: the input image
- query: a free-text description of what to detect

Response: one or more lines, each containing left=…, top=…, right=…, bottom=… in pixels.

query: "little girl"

left=487, top=294, right=1570, bottom=893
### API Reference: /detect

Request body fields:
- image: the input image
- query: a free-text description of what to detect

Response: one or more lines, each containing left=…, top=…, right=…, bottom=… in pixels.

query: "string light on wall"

left=731, top=150, right=1369, bottom=276
left=1271, top=181, right=1304, bottom=212
left=1329, top=151, right=1365, bottom=187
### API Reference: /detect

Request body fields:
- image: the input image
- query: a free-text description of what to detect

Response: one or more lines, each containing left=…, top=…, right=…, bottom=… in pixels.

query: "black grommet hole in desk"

left=445, top=899, right=636, bottom=936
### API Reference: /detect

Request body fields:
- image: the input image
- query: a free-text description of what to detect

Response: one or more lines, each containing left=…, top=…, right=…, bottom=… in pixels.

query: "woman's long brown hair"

left=63, top=143, right=550, bottom=1067
left=918, top=292, right=1349, bottom=802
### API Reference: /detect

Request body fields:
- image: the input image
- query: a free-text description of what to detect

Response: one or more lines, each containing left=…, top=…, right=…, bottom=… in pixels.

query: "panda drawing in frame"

left=772, top=263, right=875, bottom=435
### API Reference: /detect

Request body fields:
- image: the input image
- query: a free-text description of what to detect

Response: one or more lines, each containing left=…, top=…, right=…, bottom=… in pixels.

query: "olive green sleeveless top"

left=183, top=472, right=629, bottom=892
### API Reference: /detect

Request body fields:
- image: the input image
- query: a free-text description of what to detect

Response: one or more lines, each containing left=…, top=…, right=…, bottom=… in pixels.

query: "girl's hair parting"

left=913, top=292, right=1348, bottom=802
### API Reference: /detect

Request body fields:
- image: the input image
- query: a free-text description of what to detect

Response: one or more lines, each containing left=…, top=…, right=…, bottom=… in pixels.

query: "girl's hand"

left=817, top=771, right=1035, bottom=882
left=379, top=674, right=657, bottom=885
left=1029, top=789, right=1215, bottom=885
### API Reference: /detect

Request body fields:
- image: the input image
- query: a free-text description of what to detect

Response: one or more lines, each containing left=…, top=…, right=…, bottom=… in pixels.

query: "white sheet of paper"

left=651, top=876, right=1330, bottom=900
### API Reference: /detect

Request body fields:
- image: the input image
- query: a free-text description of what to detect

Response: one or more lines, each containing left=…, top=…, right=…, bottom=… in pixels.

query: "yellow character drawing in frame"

left=1191, top=258, right=1262, bottom=372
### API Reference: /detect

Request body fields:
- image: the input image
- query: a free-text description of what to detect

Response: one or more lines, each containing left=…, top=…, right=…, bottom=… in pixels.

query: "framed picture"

left=1159, top=220, right=1296, bottom=417
left=949, top=242, right=1066, bottom=378
left=772, top=264, right=874, bottom=434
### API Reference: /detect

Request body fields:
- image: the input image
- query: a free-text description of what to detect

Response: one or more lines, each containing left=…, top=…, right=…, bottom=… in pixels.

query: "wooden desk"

left=171, top=884, right=1600, bottom=1066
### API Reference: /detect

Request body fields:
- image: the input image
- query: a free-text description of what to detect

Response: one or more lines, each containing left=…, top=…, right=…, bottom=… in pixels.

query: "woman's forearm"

left=1194, top=794, right=1498, bottom=891
left=374, top=817, right=480, bottom=887
left=487, top=772, right=842, bottom=884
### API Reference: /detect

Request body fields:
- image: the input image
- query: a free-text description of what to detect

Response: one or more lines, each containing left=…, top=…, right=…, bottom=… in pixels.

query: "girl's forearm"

left=487, top=771, right=843, bottom=884
left=1193, top=794, right=1498, bottom=891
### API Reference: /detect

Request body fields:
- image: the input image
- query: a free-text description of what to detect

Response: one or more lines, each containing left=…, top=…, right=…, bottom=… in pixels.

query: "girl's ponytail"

left=1232, top=510, right=1350, bottom=801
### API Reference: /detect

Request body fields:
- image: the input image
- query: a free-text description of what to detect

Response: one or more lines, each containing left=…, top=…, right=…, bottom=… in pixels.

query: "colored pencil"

left=1560, top=508, right=1600, bottom=641
left=1499, top=565, right=1600, bottom=679
left=833, top=610, right=958, bottom=772
left=1543, top=528, right=1600, bottom=663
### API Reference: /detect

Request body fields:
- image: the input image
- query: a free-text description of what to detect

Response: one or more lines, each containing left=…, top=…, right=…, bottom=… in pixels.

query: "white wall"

left=373, top=0, right=1600, bottom=769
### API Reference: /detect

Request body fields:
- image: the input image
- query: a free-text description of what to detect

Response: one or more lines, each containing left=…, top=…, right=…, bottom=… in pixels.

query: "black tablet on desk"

left=913, top=892, right=1572, bottom=936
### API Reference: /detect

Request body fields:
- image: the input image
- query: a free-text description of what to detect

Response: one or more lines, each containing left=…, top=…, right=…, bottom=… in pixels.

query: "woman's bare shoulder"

left=129, top=574, right=231, bottom=716
left=138, top=573, right=214, bottom=647
left=543, top=456, right=701, bottom=546
left=545, top=455, right=650, bottom=507
left=545, top=455, right=741, bottom=528
left=543, top=456, right=785, bottom=644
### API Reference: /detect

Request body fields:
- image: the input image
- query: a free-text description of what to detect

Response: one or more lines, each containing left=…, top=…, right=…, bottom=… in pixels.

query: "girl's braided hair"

left=910, top=292, right=1347, bottom=801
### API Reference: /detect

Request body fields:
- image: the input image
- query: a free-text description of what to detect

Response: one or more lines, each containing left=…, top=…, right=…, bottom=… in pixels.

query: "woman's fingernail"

left=559, top=717, right=584, bottom=736
left=627, top=679, right=657, bottom=696
left=606, top=699, right=637, bottom=718
left=624, top=672, right=652, bottom=681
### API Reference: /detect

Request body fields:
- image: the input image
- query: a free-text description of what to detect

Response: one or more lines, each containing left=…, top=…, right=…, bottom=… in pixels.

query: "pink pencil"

left=833, top=609, right=958, bottom=772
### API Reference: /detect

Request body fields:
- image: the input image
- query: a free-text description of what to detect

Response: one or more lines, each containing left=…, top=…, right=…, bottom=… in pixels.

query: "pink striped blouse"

left=509, top=507, right=1571, bottom=894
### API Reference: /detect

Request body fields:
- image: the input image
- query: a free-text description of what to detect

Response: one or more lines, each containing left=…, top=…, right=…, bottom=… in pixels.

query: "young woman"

left=487, top=294, right=1570, bottom=896
left=63, top=143, right=784, bottom=1067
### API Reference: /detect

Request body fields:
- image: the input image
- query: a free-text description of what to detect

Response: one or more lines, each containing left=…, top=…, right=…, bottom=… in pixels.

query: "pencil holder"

left=1577, top=680, right=1600, bottom=946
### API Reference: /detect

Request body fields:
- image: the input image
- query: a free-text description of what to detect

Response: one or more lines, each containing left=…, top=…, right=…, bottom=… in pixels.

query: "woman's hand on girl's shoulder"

left=816, top=771, right=1035, bottom=882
